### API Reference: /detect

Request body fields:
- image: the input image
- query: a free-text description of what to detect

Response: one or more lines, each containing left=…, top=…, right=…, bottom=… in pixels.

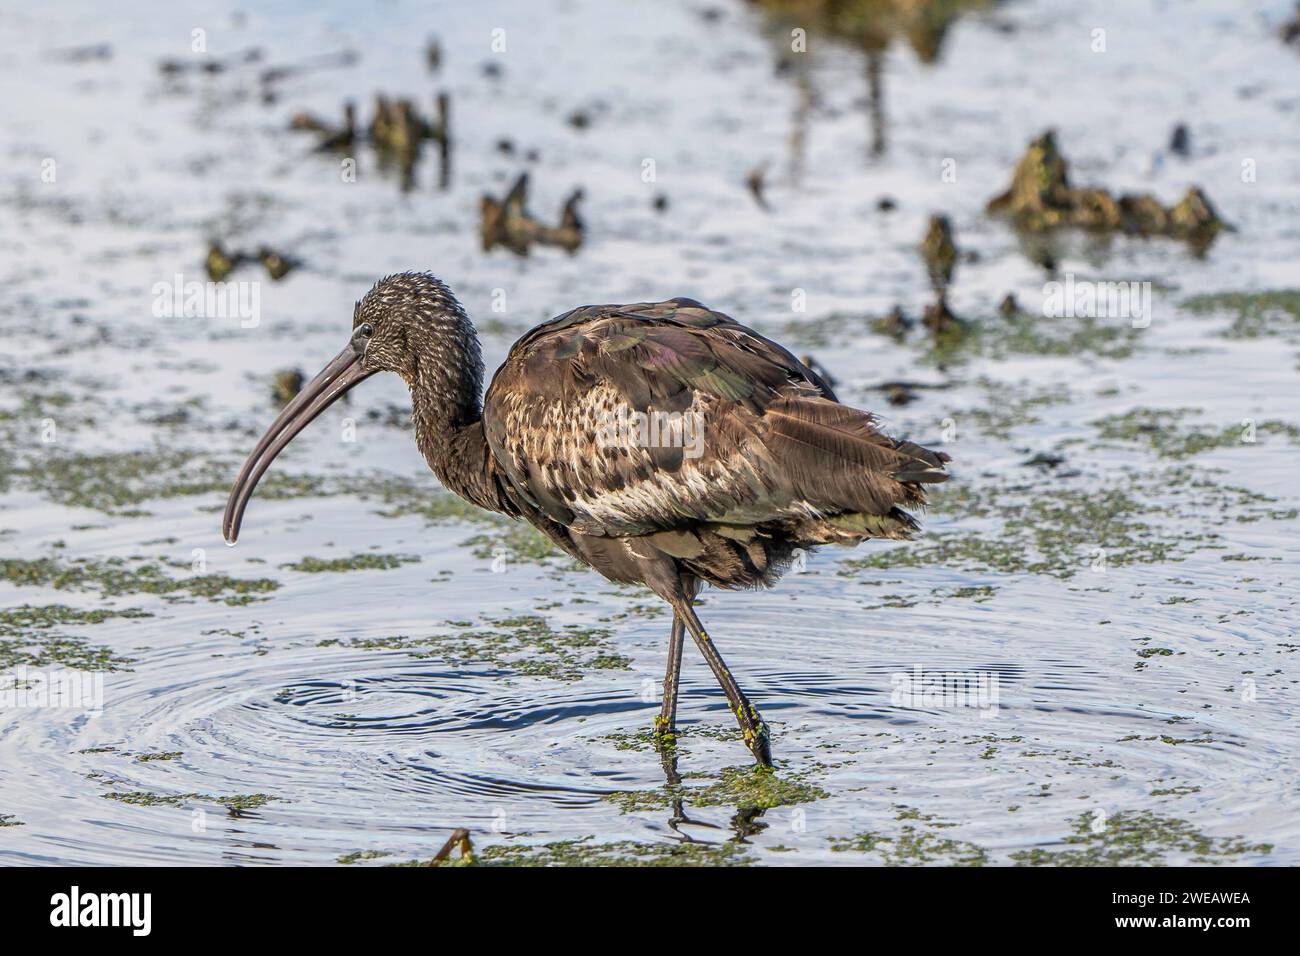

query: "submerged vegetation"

left=1181, top=289, right=1300, bottom=340
left=0, top=630, right=134, bottom=671
left=282, top=552, right=420, bottom=573
left=830, top=817, right=988, bottom=865
left=773, top=294, right=1143, bottom=362
left=318, top=614, right=629, bottom=680
left=102, top=791, right=278, bottom=812
left=609, top=764, right=829, bottom=814
left=956, top=377, right=1072, bottom=441
left=0, top=604, right=150, bottom=633
left=1090, top=408, right=1299, bottom=459
left=394, top=836, right=752, bottom=867
left=842, top=465, right=1291, bottom=579
left=0, top=556, right=279, bottom=605
left=1010, top=811, right=1272, bottom=866
left=0, top=400, right=560, bottom=568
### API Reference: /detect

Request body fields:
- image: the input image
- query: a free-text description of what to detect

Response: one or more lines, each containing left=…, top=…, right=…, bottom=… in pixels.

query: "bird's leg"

left=656, top=611, right=716, bottom=836
left=672, top=600, right=772, bottom=767
left=653, top=613, right=685, bottom=744
left=653, top=575, right=696, bottom=748
left=658, top=730, right=722, bottom=840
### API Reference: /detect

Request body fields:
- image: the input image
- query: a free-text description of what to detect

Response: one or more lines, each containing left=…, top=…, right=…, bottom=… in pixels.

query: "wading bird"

left=223, top=273, right=949, bottom=766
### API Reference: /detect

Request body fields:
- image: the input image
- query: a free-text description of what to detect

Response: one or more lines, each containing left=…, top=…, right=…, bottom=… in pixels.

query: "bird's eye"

left=358, top=322, right=374, bottom=337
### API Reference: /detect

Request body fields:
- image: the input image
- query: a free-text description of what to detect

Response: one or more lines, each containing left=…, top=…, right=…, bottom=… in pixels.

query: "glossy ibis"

left=223, top=273, right=949, bottom=766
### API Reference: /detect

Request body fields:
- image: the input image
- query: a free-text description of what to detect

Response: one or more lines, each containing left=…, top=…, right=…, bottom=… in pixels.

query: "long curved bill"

left=222, top=342, right=376, bottom=544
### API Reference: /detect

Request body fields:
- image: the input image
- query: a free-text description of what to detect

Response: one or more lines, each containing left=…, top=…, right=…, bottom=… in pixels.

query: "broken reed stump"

left=920, top=214, right=957, bottom=294
left=872, top=304, right=914, bottom=342
left=987, top=130, right=1229, bottom=251
left=370, top=96, right=422, bottom=188
left=363, top=94, right=449, bottom=156
left=481, top=172, right=583, bottom=255
left=426, top=828, right=474, bottom=867
left=258, top=246, right=296, bottom=280
left=205, top=242, right=244, bottom=282
left=918, top=214, right=966, bottom=347
left=429, top=93, right=451, bottom=189
left=272, top=369, right=305, bottom=406
left=746, top=163, right=770, bottom=210
left=287, top=92, right=452, bottom=190
left=922, top=294, right=967, bottom=350
left=313, top=102, right=356, bottom=152
left=206, top=242, right=296, bottom=282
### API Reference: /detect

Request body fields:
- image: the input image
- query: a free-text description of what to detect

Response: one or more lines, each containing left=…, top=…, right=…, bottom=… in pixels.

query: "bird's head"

left=222, top=271, right=475, bottom=544
left=349, top=272, right=474, bottom=380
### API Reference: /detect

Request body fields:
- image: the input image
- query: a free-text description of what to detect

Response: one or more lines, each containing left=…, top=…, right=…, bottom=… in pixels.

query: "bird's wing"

left=483, top=299, right=945, bottom=537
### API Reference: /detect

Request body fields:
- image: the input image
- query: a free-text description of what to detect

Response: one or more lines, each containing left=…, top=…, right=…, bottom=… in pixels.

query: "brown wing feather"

left=483, top=299, right=946, bottom=540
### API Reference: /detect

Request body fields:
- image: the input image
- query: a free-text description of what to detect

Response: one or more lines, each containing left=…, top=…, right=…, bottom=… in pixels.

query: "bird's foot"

left=651, top=714, right=678, bottom=746
left=735, top=702, right=773, bottom=768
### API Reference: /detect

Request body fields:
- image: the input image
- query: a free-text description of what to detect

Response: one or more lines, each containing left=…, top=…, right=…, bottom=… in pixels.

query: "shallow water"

left=1, top=0, right=1298, bottom=865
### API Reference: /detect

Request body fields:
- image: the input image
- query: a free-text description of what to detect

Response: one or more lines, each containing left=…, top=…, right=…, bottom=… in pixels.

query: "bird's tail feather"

left=763, top=395, right=950, bottom=526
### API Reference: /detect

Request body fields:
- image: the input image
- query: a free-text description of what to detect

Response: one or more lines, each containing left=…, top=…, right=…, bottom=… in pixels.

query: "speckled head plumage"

left=352, top=272, right=482, bottom=399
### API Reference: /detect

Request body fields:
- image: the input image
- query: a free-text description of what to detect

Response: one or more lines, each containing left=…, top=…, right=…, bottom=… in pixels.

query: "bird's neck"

left=408, top=320, right=504, bottom=515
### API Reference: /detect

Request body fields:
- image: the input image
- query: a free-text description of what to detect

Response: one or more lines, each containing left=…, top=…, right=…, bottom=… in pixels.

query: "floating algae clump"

left=841, top=465, right=1292, bottom=579
left=12, top=446, right=340, bottom=515
left=103, top=791, right=278, bottom=812
left=0, top=604, right=150, bottom=633
left=16, top=448, right=232, bottom=514
left=1181, top=289, right=1300, bottom=340
left=134, top=751, right=182, bottom=762
left=830, top=805, right=988, bottom=865
left=912, top=298, right=1141, bottom=365
left=602, top=723, right=742, bottom=753
left=1090, top=408, right=1299, bottom=459
left=1, top=630, right=132, bottom=671
left=0, top=557, right=278, bottom=605
left=954, top=377, right=1072, bottom=441
left=338, top=849, right=394, bottom=865
left=282, top=553, right=419, bottom=573
left=988, top=131, right=1228, bottom=250
left=391, top=836, right=751, bottom=867
left=464, top=521, right=561, bottom=564
left=361, top=474, right=561, bottom=565
left=318, top=614, right=629, bottom=681
left=830, top=827, right=988, bottom=865
left=609, top=764, right=829, bottom=813
left=1010, top=810, right=1271, bottom=866
left=0, top=605, right=149, bottom=670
